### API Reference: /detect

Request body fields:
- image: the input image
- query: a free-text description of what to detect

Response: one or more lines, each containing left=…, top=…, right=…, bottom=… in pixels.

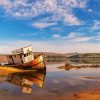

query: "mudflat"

left=66, top=88, right=100, bottom=100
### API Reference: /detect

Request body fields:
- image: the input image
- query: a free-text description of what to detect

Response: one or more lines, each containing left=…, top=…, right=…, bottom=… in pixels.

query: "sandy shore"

left=0, top=80, right=99, bottom=100
left=0, top=66, right=36, bottom=76
left=66, top=88, right=100, bottom=100
left=0, top=89, right=100, bottom=100
left=0, top=66, right=23, bottom=75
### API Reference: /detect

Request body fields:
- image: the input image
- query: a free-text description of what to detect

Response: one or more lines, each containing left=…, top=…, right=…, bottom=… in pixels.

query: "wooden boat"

left=2, top=46, right=46, bottom=71
left=9, top=55, right=46, bottom=71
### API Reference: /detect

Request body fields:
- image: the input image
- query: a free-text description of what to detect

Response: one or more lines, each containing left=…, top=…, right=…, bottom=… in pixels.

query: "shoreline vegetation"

left=0, top=66, right=36, bottom=76
left=58, top=64, right=100, bottom=71
left=0, top=66, right=23, bottom=75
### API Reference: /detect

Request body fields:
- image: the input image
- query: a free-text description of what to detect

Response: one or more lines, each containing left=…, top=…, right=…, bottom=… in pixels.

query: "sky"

left=0, top=0, right=100, bottom=53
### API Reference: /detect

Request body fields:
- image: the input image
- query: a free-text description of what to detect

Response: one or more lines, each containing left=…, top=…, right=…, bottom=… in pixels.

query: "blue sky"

left=0, top=0, right=100, bottom=53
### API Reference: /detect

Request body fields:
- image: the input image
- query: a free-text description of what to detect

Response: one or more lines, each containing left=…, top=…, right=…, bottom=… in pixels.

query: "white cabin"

left=12, top=46, right=34, bottom=64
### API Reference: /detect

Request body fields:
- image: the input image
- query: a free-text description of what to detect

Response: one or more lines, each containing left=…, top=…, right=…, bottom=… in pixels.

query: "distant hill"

left=69, top=53, right=100, bottom=58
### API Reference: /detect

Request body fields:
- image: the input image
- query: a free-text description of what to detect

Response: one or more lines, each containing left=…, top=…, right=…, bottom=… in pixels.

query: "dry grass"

left=0, top=66, right=37, bottom=76
left=0, top=66, right=23, bottom=76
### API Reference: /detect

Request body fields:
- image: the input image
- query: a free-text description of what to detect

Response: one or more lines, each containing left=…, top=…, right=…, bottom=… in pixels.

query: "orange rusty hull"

left=11, top=55, right=46, bottom=70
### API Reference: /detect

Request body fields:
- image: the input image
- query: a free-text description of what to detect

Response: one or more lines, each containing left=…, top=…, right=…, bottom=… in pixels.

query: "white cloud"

left=93, top=35, right=100, bottom=41
left=51, top=32, right=99, bottom=42
left=0, top=40, right=100, bottom=54
left=0, top=0, right=87, bottom=26
left=52, top=34, right=61, bottom=38
left=88, top=9, right=93, bottom=12
left=67, top=32, right=80, bottom=38
left=96, top=32, right=100, bottom=35
left=0, top=0, right=12, bottom=9
left=73, top=36, right=92, bottom=42
left=63, top=13, right=84, bottom=25
left=67, top=32, right=97, bottom=42
left=19, top=33, right=37, bottom=36
left=50, top=27, right=64, bottom=32
left=32, top=22, right=57, bottom=28
left=91, top=20, right=100, bottom=31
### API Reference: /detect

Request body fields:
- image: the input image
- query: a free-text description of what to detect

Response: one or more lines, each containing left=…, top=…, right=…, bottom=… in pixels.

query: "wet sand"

left=66, top=88, right=100, bottom=100
left=0, top=88, right=100, bottom=100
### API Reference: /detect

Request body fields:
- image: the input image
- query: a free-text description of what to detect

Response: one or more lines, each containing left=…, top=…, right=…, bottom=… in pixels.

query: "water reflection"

left=6, top=70, right=46, bottom=94
left=0, top=62, right=100, bottom=99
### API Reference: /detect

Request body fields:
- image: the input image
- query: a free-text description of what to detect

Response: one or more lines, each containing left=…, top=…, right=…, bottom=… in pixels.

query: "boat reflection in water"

left=6, top=70, right=46, bottom=94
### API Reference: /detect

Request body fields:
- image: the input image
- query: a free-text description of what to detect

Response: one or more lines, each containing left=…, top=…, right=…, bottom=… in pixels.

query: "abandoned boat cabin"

left=0, top=46, right=34, bottom=65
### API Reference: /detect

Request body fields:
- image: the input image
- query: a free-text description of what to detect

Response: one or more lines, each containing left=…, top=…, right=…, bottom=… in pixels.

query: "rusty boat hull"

left=8, top=55, right=46, bottom=71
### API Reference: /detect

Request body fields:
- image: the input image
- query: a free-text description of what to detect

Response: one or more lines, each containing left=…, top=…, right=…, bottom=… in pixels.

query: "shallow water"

left=0, top=63, right=100, bottom=100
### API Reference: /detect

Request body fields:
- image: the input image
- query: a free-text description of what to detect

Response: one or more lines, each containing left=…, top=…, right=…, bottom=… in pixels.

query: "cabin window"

left=27, top=53, right=30, bottom=56
left=24, top=54, right=27, bottom=57
left=26, top=53, right=28, bottom=56
left=21, top=60, right=23, bottom=63
left=14, top=55, right=16, bottom=57
left=9, top=56, right=12, bottom=58
left=20, top=55, right=22, bottom=59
